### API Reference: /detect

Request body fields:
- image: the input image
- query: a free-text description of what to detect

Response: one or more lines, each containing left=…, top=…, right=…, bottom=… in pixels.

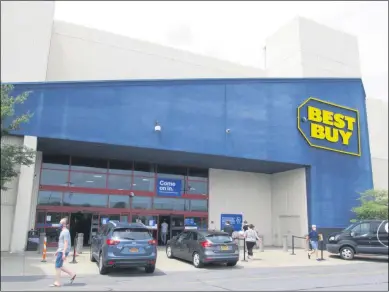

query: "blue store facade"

left=11, top=78, right=373, bottom=245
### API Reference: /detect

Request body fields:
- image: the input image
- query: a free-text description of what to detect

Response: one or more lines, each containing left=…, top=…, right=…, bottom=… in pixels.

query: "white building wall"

left=366, top=99, right=389, bottom=190
left=271, top=169, right=308, bottom=248
left=208, top=169, right=273, bottom=246
left=0, top=1, right=55, bottom=82
left=265, top=16, right=387, bottom=191
left=46, top=21, right=264, bottom=82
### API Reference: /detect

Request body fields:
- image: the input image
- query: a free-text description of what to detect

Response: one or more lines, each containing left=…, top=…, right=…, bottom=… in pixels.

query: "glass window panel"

left=108, top=175, right=131, bottom=190
left=70, top=157, right=107, bottom=173
left=46, top=227, right=60, bottom=244
left=185, top=181, right=208, bottom=195
left=37, top=191, right=62, bottom=206
left=63, top=193, right=108, bottom=208
left=109, top=195, right=130, bottom=208
left=153, top=198, right=187, bottom=211
left=36, top=212, right=46, bottom=224
left=109, top=160, right=133, bottom=175
left=120, top=215, right=128, bottom=223
left=133, top=162, right=155, bottom=176
left=132, top=177, right=154, bottom=192
left=131, top=196, right=152, bottom=210
left=190, top=200, right=208, bottom=212
left=42, top=155, right=70, bottom=170
left=40, top=169, right=69, bottom=186
left=46, top=212, right=63, bottom=224
left=70, top=172, right=107, bottom=188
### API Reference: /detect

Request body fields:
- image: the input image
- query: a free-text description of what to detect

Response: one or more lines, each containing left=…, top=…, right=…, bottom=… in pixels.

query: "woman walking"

left=244, top=224, right=260, bottom=259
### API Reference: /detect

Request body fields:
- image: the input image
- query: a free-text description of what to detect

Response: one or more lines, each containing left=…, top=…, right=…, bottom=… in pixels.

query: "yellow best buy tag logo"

left=297, top=97, right=361, bottom=156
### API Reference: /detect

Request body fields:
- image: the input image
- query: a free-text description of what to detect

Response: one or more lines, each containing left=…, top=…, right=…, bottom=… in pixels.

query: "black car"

left=166, top=230, right=239, bottom=268
left=326, top=220, right=388, bottom=260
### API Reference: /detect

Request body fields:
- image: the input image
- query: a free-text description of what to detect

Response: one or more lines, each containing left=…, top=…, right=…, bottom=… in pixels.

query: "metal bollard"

left=76, top=233, right=84, bottom=254
left=241, top=238, right=248, bottom=262
left=70, top=234, right=78, bottom=264
left=258, top=235, right=264, bottom=252
left=38, top=233, right=46, bottom=254
left=41, top=236, right=47, bottom=262
left=282, top=235, right=288, bottom=252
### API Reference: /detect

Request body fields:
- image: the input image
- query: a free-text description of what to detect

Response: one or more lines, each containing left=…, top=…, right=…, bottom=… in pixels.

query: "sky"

left=54, top=1, right=388, bottom=101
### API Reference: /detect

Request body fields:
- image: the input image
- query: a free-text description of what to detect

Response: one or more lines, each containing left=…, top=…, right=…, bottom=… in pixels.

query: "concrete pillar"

left=29, top=151, right=42, bottom=230
left=10, top=136, right=38, bottom=253
left=258, top=235, right=264, bottom=252
left=282, top=235, right=288, bottom=252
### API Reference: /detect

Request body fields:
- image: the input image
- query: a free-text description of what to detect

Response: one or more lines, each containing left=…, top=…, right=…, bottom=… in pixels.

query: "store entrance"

left=70, top=212, right=92, bottom=246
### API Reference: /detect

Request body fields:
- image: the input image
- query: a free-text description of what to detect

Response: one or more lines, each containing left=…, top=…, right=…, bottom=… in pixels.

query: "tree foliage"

left=1, top=84, right=35, bottom=191
left=351, top=189, right=388, bottom=221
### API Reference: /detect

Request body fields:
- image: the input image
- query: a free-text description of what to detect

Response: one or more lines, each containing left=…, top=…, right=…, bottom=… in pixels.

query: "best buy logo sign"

left=297, top=97, right=361, bottom=156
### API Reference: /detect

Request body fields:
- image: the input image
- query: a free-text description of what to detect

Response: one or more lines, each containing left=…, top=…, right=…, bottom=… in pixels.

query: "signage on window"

left=156, top=178, right=182, bottom=197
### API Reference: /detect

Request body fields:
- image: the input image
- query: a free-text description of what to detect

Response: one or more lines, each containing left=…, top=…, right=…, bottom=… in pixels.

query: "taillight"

left=106, top=239, right=120, bottom=245
left=148, top=239, right=157, bottom=245
left=200, top=241, right=212, bottom=248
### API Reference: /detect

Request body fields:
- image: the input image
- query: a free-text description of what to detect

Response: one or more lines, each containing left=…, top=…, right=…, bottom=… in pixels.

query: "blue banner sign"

left=156, top=178, right=182, bottom=197
left=220, top=214, right=243, bottom=231
left=184, top=218, right=196, bottom=226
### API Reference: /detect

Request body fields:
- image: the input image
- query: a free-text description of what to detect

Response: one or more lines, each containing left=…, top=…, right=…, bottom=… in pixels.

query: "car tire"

left=192, top=252, right=203, bottom=268
left=340, top=246, right=355, bottom=260
left=166, top=245, right=174, bottom=259
left=227, top=261, right=237, bottom=267
left=98, top=253, right=109, bottom=275
left=145, top=265, right=156, bottom=274
left=90, top=246, right=96, bottom=262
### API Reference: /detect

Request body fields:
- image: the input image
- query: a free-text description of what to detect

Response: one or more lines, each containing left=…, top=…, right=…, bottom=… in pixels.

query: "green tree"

left=351, top=189, right=388, bottom=221
left=1, top=84, right=35, bottom=191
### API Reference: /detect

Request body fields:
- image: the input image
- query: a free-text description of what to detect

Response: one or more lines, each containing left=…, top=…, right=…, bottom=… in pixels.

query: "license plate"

left=221, top=245, right=229, bottom=251
left=129, top=248, right=139, bottom=253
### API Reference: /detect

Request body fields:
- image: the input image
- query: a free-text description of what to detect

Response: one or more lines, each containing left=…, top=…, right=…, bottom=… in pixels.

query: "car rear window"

left=206, top=234, right=233, bottom=243
left=112, top=228, right=152, bottom=240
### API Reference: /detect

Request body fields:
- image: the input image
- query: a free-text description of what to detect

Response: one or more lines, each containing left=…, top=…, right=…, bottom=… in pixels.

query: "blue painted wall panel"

left=10, top=78, right=373, bottom=228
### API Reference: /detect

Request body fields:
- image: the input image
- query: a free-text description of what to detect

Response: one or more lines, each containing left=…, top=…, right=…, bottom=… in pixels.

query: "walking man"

left=223, top=220, right=234, bottom=236
left=307, top=224, right=319, bottom=261
left=50, top=218, right=76, bottom=287
left=160, top=219, right=169, bottom=245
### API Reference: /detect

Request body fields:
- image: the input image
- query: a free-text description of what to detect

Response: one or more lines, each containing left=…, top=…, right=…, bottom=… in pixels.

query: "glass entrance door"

left=35, top=211, right=71, bottom=247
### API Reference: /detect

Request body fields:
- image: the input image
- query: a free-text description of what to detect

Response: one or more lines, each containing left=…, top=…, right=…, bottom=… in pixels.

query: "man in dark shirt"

left=307, top=224, right=319, bottom=260
left=242, top=221, right=249, bottom=232
left=223, top=221, right=234, bottom=236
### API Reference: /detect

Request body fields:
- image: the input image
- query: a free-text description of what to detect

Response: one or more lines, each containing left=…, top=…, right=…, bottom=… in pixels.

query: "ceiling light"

left=86, top=180, right=94, bottom=183
left=93, top=175, right=102, bottom=178
left=142, top=178, right=149, bottom=181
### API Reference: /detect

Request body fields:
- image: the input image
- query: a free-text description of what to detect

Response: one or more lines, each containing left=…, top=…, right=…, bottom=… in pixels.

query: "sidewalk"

left=1, top=247, right=363, bottom=278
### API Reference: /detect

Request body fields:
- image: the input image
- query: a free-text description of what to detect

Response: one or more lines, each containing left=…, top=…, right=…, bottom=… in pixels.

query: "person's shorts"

left=310, top=240, right=318, bottom=250
left=55, top=251, right=69, bottom=268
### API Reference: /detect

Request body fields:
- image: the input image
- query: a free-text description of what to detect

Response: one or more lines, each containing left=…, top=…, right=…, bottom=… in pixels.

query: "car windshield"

left=112, top=228, right=152, bottom=240
left=206, top=234, right=233, bottom=243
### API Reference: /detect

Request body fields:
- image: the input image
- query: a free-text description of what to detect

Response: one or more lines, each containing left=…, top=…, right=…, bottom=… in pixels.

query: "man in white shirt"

left=160, top=220, right=169, bottom=245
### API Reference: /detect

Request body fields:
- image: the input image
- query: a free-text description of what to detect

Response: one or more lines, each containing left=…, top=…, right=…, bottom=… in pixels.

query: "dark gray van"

left=326, top=220, right=388, bottom=260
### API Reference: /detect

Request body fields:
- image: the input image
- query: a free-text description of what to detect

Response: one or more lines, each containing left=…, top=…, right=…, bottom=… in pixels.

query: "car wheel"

left=166, top=245, right=174, bottom=259
left=340, top=246, right=355, bottom=260
left=145, top=265, right=156, bottom=274
left=90, top=246, right=96, bottom=262
left=192, top=252, right=203, bottom=268
left=98, top=253, right=109, bottom=275
left=227, top=261, right=237, bottom=267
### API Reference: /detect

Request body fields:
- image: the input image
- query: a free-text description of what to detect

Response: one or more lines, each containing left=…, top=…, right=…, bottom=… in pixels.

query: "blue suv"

left=90, top=221, right=157, bottom=274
